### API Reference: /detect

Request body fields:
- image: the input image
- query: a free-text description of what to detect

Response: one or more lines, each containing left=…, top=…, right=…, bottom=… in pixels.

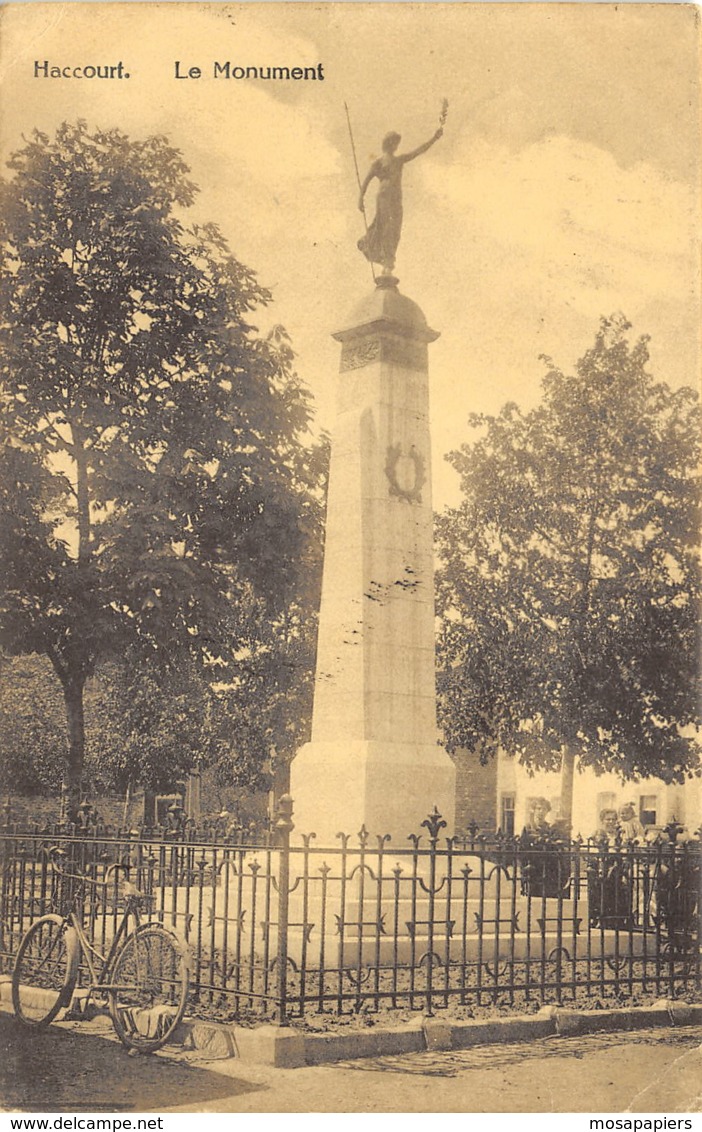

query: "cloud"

left=426, top=133, right=697, bottom=321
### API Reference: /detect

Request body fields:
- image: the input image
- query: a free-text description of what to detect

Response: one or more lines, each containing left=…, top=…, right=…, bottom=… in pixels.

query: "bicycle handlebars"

left=42, top=847, right=149, bottom=900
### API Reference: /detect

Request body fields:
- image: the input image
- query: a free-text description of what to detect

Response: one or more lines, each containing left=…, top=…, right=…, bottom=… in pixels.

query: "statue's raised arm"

left=399, top=126, right=443, bottom=164
left=356, top=123, right=444, bottom=275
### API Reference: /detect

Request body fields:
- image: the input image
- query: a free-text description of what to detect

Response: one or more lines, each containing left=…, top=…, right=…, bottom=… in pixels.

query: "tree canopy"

left=0, top=653, right=67, bottom=796
left=436, top=315, right=701, bottom=785
left=0, top=121, right=324, bottom=813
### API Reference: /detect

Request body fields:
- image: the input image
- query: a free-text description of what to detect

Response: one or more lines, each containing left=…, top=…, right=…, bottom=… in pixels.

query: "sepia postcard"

left=0, top=0, right=700, bottom=1120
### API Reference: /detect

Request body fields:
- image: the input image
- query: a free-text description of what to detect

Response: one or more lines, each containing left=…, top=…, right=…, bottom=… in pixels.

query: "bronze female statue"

left=357, top=126, right=443, bottom=274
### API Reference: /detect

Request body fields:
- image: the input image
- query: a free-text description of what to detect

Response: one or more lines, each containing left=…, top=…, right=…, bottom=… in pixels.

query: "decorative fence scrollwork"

left=1, top=802, right=699, bottom=1022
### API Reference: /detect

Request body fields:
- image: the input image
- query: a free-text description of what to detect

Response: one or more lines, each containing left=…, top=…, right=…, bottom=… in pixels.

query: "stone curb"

left=302, top=1022, right=425, bottom=1066
left=2, top=978, right=699, bottom=1067
left=545, top=1000, right=702, bottom=1036
left=231, top=1003, right=702, bottom=1066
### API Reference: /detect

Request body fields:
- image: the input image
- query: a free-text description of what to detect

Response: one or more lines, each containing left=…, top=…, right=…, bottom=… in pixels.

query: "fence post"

left=275, top=794, right=294, bottom=1024
left=421, top=807, right=447, bottom=1017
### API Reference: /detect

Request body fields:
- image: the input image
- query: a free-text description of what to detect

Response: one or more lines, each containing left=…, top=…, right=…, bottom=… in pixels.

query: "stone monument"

left=290, top=285, right=456, bottom=844
left=290, top=118, right=455, bottom=846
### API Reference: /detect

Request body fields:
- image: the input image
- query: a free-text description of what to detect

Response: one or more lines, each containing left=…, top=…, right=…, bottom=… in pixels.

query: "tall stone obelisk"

left=290, top=274, right=456, bottom=845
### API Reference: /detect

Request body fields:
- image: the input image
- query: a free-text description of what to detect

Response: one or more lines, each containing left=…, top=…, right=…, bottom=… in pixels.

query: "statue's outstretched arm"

left=401, top=127, right=443, bottom=164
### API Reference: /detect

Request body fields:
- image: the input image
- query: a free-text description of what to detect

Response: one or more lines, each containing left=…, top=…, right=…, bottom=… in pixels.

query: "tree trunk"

left=61, top=422, right=91, bottom=822
left=559, top=745, right=576, bottom=834
left=73, top=424, right=91, bottom=566
left=143, top=789, right=157, bottom=827
left=63, top=678, right=86, bottom=822
left=122, top=780, right=131, bottom=829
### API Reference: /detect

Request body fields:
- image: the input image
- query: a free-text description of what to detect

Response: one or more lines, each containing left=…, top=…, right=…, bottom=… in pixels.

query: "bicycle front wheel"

left=108, top=925, right=189, bottom=1054
left=12, top=915, right=78, bottom=1027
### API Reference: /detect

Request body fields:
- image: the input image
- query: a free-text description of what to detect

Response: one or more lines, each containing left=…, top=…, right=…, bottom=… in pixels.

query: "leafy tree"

left=0, top=653, right=67, bottom=795
left=0, top=122, right=322, bottom=817
left=0, top=653, right=131, bottom=799
left=90, top=432, right=328, bottom=800
left=206, top=595, right=318, bottom=794
left=86, top=591, right=322, bottom=800
left=436, top=315, right=701, bottom=818
left=81, top=657, right=215, bottom=797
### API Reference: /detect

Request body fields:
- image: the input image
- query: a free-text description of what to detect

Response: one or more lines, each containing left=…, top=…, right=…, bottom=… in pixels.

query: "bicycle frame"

left=66, top=899, right=145, bottom=995
left=52, top=861, right=152, bottom=1000
left=14, top=852, right=189, bottom=1053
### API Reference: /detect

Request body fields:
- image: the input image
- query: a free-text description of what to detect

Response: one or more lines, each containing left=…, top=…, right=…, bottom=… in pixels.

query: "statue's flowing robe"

left=358, top=157, right=403, bottom=271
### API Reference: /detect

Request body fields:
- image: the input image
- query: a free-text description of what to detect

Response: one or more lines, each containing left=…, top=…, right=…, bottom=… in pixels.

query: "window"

left=501, top=794, right=516, bottom=837
left=597, top=791, right=617, bottom=815
left=639, top=795, right=658, bottom=826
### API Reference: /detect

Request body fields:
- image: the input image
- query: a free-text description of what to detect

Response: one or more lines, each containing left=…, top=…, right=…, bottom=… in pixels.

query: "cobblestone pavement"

left=172, top=1025, right=702, bottom=1113
left=330, top=1026, right=702, bottom=1078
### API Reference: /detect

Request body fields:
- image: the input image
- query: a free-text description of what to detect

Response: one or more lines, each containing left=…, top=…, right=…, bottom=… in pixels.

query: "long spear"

left=344, top=102, right=376, bottom=283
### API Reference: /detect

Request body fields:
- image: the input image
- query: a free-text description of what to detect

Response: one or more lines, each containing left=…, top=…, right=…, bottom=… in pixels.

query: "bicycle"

left=12, top=849, right=190, bottom=1054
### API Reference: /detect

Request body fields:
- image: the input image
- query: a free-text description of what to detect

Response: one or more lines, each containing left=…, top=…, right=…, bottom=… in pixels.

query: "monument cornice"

left=332, top=277, right=440, bottom=351
left=333, top=317, right=439, bottom=346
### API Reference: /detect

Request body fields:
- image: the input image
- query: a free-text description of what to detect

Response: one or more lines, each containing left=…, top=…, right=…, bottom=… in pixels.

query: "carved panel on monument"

left=385, top=443, right=426, bottom=504
left=340, top=335, right=427, bottom=373
left=340, top=339, right=381, bottom=371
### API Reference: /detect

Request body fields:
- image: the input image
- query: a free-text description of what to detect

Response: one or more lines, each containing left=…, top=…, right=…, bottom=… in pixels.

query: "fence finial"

left=275, top=794, right=294, bottom=835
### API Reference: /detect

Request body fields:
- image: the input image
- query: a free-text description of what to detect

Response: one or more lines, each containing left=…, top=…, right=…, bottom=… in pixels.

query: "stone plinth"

left=290, top=277, right=456, bottom=846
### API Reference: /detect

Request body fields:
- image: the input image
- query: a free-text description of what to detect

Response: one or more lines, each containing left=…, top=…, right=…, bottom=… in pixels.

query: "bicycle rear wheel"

left=108, top=924, right=189, bottom=1053
left=12, top=915, right=78, bottom=1027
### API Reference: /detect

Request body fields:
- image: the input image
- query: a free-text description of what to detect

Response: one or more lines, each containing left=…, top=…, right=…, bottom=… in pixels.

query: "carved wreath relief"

left=385, top=443, right=426, bottom=503
left=341, top=340, right=381, bottom=371
left=340, top=337, right=427, bottom=373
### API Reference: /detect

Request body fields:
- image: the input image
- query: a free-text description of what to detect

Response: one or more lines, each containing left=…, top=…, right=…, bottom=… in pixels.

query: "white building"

left=494, top=751, right=702, bottom=839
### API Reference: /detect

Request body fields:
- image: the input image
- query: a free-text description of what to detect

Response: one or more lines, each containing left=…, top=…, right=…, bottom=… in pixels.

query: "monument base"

left=289, top=739, right=456, bottom=847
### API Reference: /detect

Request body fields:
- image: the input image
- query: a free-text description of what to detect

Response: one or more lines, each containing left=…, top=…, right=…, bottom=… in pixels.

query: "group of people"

left=517, top=796, right=698, bottom=935
left=594, top=804, right=696, bottom=845
left=517, top=796, right=637, bottom=924
left=521, top=796, right=693, bottom=846
left=594, top=802, right=646, bottom=843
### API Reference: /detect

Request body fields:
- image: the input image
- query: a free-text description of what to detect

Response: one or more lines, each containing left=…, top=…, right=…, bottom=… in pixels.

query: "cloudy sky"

left=1, top=2, right=699, bottom=507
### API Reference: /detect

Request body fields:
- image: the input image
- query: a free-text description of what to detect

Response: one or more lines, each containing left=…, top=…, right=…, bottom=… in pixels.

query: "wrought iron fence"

left=1, top=799, right=699, bottom=1022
